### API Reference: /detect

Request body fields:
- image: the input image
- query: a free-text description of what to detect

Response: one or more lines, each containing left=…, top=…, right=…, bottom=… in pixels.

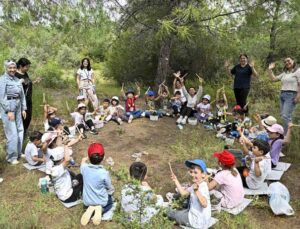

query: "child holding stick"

left=167, top=159, right=211, bottom=228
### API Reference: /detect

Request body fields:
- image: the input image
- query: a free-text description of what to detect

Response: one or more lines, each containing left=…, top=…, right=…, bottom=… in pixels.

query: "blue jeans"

left=125, top=110, right=143, bottom=119
left=145, top=110, right=163, bottom=118
left=280, top=91, right=297, bottom=134
left=0, top=100, right=24, bottom=162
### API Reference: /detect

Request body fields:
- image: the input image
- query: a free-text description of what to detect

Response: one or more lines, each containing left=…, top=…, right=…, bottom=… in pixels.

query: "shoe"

left=0, top=178, right=3, bottom=183
left=10, top=160, right=19, bottom=165
left=117, top=118, right=123, bottom=125
left=81, top=206, right=96, bottom=226
left=181, top=118, right=187, bottom=125
left=128, top=115, right=133, bottom=123
left=90, top=129, right=98, bottom=135
left=141, top=112, right=145, bottom=117
left=21, top=154, right=26, bottom=158
left=92, top=205, right=102, bottom=225
left=176, top=116, right=183, bottom=124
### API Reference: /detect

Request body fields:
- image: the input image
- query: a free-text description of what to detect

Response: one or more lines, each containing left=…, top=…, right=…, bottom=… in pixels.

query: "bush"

left=35, top=61, right=64, bottom=89
left=56, top=44, right=81, bottom=68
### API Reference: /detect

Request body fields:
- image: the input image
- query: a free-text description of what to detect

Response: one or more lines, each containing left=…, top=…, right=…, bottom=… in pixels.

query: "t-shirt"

left=81, top=164, right=114, bottom=206
left=146, top=99, right=156, bottom=110
left=77, top=68, right=94, bottom=81
left=231, top=64, right=253, bottom=89
left=269, top=139, right=284, bottom=166
left=246, top=152, right=271, bottom=189
left=174, top=88, right=187, bottom=103
left=196, top=103, right=211, bottom=116
left=276, top=68, right=300, bottom=91
left=70, top=112, right=93, bottom=126
left=51, top=164, right=73, bottom=201
left=213, top=169, right=244, bottom=208
left=216, top=104, right=228, bottom=117
left=187, top=182, right=211, bottom=229
left=25, top=142, right=39, bottom=166
left=108, top=105, right=124, bottom=116
left=121, top=184, right=163, bottom=224
left=125, top=97, right=138, bottom=112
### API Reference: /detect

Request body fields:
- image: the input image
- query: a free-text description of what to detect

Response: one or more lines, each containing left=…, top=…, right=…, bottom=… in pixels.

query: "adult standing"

left=267, top=57, right=300, bottom=134
left=225, top=54, right=258, bottom=113
left=0, top=60, right=27, bottom=164
left=76, top=58, right=98, bottom=110
left=15, top=58, right=32, bottom=136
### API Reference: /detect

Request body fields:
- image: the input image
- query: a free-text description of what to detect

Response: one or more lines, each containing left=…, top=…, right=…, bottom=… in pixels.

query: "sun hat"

left=262, top=116, right=277, bottom=128
left=88, top=143, right=105, bottom=157
left=48, top=146, right=65, bottom=162
left=77, top=103, right=86, bottom=109
left=266, top=124, right=284, bottom=135
left=125, top=89, right=135, bottom=95
left=112, top=96, right=119, bottom=102
left=147, top=90, right=155, bottom=96
left=213, top=150, right=235, bottom=166
left=185, top=159, right=207, bottom=173
left=77, top=95, right=85, bottom=101
left=202, top=94, right=211, bottom=101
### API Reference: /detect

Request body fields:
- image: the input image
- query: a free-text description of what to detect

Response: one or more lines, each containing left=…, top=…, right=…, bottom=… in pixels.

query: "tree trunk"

left=266, top=0, right=282, bottom=65
left=155, top=37, right=173, bottom=89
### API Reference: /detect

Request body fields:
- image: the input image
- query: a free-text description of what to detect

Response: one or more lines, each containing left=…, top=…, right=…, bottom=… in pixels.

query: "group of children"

left=21, top=71, right=296, bottom=228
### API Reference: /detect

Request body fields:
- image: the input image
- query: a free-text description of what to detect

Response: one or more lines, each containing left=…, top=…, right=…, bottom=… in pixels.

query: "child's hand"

left=254, top=157, right=263, bottom=163
left=81, top=157, right=88, bottom=164
left=253, top=113, right=261, bottom=122
left=239, top=137, right=245, bottom=145
left=173, top=71, right=181, bottom=78
left=192, top=183, right=199, bottom=191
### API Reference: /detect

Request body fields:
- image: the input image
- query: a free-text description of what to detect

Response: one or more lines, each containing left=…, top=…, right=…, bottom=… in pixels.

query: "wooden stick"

left=243, top=101, right=250, bottom=110
left=182, top=73, right=188, bottom=79
left=168, top=162, right=174, bottom=175
left=43, top=93, right=46, bottom=104
left=293, top=124, right=300, bottom=127
left=201, top=174, right=213, bottom=183
left=65, top=101, right=70, bottom=113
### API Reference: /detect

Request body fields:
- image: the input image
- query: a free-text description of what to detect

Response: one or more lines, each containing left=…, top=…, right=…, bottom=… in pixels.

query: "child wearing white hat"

left=194, top=94, right=212, bottom=122
left=106, top=96, right=128, bottom=125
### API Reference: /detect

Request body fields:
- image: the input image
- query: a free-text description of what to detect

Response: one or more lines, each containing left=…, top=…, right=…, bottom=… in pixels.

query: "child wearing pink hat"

left=208, top=150, right=244, bottom=209
left=266, top=123, right=294, bottom=168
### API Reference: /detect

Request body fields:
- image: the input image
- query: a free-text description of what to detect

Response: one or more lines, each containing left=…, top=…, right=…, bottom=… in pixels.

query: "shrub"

left=35, top=61, right=64, bottom=89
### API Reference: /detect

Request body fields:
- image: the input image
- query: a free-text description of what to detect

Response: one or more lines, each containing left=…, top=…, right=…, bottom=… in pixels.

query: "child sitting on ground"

left=71, top=103, right=98, bottom=138
left=80, top=143, right=115, bottom=226
left=194, top=94, right=212, bottom=123
left=121, top=83, right=143, bottom=123
left=43, top=104, right=58, bottom=131
left=121, top=162, right=165, bottom=224
left=158, top=83, right=171, bottom=115
left=216, top=88, right=228, bottom=124
left=170, top=91, right=183, bottom=117
left=49, top=144, right=83, bottom=203
left=266, top=123, right=294, bottom=168
left=168, top=159, right=211, bottom=228
left=25, top=131, right=45, bottom=166
left=208, top=150, right=244, bottom=209
left=106, top=96, right=128, bottom=125
left=237, top=138, right=271, bottom=189
left=144, top=89, right=163, bottom=118
left=176, top=75, right=204, bottom=125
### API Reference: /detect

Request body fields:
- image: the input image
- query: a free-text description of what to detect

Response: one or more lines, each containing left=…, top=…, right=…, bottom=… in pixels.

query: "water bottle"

left=41, top=178, right=48, bottom=194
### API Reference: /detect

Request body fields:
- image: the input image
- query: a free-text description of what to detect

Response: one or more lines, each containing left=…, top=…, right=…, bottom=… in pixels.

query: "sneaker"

left=117, top=118, right=123, bottom=125
left=21, top=153, right=26, bottom=158
left=10, top=160, right=19, bottom=165
left=176, top=116, right=183, bottom=124
left=181, top=118, right=187, bottom=125
left=81, top=206, right=96, bottom=226
left=141, top=112, right=146, bottom=117
left=0, top=178, right=3, bottom=183
left=128, top=115, right=133, bottom=123
left=92, top=205, right=102, bottom=225
left=90, top=129, right=98, bottom=135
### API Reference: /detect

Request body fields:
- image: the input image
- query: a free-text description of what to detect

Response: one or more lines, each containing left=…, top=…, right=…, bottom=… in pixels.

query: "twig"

left=43, top=93, right=46, bottom=104
left=168, top=161, right=174, bottom=175
left=243, top=101, right=250, bottom=110
left=66, top=101, right=70, bottom=113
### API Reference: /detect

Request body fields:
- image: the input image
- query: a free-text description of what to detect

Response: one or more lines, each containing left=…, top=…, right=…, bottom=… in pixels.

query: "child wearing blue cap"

left=144, top=88, right=163, bottom=118
left=168, top=159, right=211, bottom=228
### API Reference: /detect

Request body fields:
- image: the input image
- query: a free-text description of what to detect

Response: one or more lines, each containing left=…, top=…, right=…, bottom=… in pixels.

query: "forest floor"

left=0, top=78, right=300, bottom=228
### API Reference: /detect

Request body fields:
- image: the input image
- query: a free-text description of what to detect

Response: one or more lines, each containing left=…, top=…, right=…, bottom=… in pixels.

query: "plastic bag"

left=268, top=182, right=294, bottom=216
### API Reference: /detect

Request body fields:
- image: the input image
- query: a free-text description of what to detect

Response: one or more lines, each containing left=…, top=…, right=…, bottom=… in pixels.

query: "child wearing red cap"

left=208, top=150, right=244, bottom=209
left=80, top=143, right=114, bottom=226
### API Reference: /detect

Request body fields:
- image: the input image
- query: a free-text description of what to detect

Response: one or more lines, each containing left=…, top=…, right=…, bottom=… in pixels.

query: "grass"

left=1, top=71, right=300, bottom=228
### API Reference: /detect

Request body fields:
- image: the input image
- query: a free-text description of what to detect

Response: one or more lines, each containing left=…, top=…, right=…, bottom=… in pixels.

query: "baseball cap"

left=266, top=124, right=284, bottom=135
left=48, top=146, right=65, bottom=162
left=202, top=94, right=211, bottom=101
left=77, top=95, right=85, bottom=101
left=262, top=116, right=277, bottom=128
left=185, top=159, right=207, bottom=173
left=213, top=150, right=235, bottom=166
left=88, top=143, right=105, bottom=158
left=147, top=90, right=155, bottom=96
left=48, top=117, right=62, bottom=127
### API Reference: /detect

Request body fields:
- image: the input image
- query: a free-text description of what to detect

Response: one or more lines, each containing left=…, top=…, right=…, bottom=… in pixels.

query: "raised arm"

left=249, top=59, right=258, bottom=77
left=120, top=83, right=126, bottom=98
left=135, top=82, right=141, bottom=98
left=267, top=63, right=280, bottom=82
left=171, top=173, right=189, bottom=197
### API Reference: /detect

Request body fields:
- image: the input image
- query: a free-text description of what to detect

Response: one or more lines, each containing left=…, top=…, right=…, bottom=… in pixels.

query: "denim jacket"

left=0, top=73, right=27, bottom=113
